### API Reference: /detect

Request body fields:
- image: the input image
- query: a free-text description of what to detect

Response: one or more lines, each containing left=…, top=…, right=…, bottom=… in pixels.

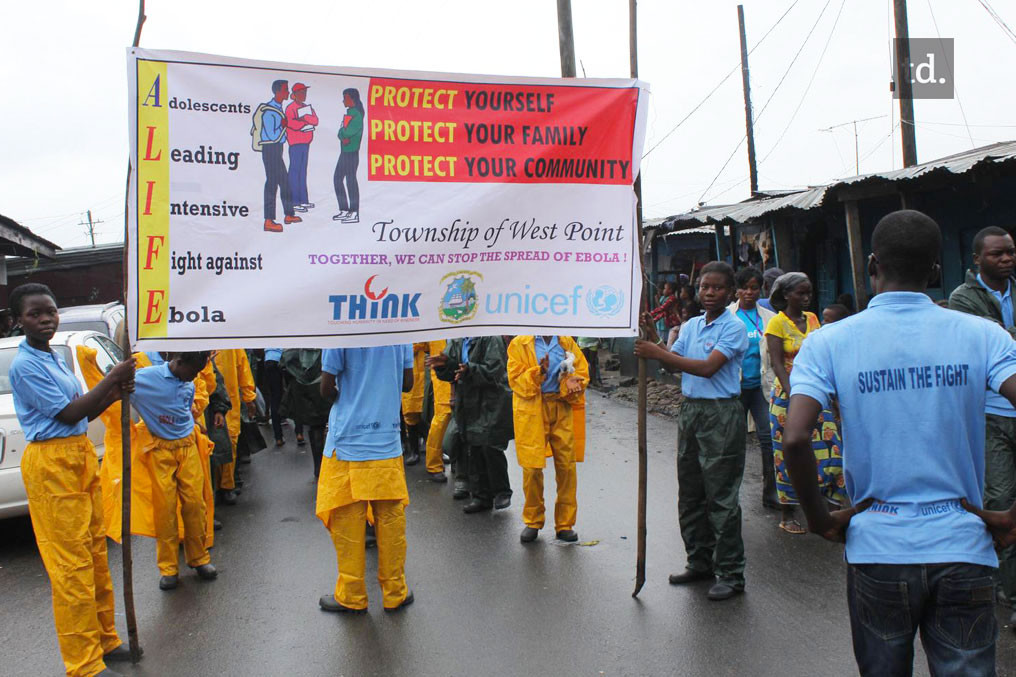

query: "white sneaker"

left=332, top=211, right=349, bottom=221
left=341, top=212, right=359, bottom=223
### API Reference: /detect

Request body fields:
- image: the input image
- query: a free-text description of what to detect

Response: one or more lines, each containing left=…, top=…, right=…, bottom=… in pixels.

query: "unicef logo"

left=586, top=285, right=624, bottom=317
left=439, top=271, right=482, bottom=324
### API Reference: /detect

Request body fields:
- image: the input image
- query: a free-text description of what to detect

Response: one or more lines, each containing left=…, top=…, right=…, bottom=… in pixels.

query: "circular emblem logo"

left=586, top=285, right=625, bottom=317
left=439, top=271, right=482, bottom=324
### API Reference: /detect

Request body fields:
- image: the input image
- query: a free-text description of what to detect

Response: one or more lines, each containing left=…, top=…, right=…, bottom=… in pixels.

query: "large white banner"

left=127, top=48, right=649, bottom=350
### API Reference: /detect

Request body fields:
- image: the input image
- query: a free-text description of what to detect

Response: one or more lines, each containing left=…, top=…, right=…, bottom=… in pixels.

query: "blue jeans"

left=288, top=143, right=310, bottom=205
left=847, top=563, right=998, bottom=676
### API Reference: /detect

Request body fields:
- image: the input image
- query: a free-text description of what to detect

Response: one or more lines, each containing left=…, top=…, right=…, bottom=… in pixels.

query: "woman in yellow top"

left=765, top=273, right=846, bottom=534
left=9, top=284, right=137, bottom=677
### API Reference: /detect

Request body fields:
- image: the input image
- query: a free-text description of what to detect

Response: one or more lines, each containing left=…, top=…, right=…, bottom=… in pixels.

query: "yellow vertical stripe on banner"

left=136, top=60, right=170, bottom=339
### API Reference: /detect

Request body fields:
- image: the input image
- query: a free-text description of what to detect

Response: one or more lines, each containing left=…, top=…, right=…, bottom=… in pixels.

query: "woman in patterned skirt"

left=765, top=272, right=847, bottom=534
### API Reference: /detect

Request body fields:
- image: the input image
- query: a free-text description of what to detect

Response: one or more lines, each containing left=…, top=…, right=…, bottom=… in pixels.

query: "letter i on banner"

left=137, top=60, right=170, bottom=339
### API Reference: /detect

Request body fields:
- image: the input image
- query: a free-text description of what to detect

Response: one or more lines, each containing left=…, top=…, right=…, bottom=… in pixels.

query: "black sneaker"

left=193, top=564, right=218, bottom=580
left=463, top=499, right=493, bottom=514
left=159, top=575, right=179, bottom=590
left=452, top=481, right=470, bottom=500
left=319, top=594, right=366, bottom=614
left=428, top=471, right=448, bottom=483
left=707, top=580, right=744, bottom=601
left=493, top=493, right=512, bottom=510
left=520, top=527, right=539, bottom=543
left=555, top=529, right=578, bottom=542
left=668, top=568, right=714, bottom=585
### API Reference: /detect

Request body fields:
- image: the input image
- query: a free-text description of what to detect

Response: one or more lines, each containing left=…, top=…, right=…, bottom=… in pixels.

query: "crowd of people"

left=12, top=209, right=1016, bottom=676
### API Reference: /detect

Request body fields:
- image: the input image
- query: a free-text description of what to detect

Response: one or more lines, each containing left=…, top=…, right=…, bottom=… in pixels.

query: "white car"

left=0, top=331, right=124, bottom=519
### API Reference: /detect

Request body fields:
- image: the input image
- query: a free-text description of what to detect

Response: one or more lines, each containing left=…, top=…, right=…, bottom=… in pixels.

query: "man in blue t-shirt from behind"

left=784, top=209, right=1016, bottom=676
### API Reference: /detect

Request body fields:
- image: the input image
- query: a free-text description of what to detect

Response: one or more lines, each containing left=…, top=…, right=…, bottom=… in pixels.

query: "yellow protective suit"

left=506, top=336, right=588, bottom=532
left=401, top=343, right=426, bottom=425
left=144, top=431, right=211, bottom=575
left=213, top=349, right=256, bottom=490
left=84, top=348, right=215, bottom=548
left=192, top=360, right=216, bottom=429
left=424, top=340, right=453, bottom=473
left=21, top=435, right=121, bottom=677
left=315, top=455, right=409, bottom=609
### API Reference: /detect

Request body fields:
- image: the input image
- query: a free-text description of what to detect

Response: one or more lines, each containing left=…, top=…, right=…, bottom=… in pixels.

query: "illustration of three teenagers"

left=252, top=79, right=363, bottom=232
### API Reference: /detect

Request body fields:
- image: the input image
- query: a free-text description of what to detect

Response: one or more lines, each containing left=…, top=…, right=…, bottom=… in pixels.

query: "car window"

left=84, top=336, right=117, bottom=375
left=94, top=335, right=124, bottom=361
left=59, top=320, right=110, bottom=335
left=0, top=345, right=72, bottom=395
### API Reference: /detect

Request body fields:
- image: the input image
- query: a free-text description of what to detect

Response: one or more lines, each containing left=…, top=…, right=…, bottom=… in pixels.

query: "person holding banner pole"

left=316, top=346, right=414, bottom=613
left=9, top=283, right=137, bottom=677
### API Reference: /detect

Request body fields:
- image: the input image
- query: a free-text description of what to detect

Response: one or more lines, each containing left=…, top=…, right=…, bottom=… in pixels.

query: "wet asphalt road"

left=3, top=391, right=1016, bottom=677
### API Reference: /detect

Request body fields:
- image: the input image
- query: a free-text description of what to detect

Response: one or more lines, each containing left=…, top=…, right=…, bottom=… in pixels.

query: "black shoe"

left=319, top=594, right=366, bottom=614
left=404, top=451, right=420, bottom=466
left=707, top=580, right=744, bottom=601
left=96, top=669, right=125, bottom=677
left=452, top=481, right=470, bottom=500
left=556, top=529, right=578, bottom=542
left=668, top=568, right=714, bottom=585
left=520, top=527, right=539, bottom=543
left=493, top=493, right=512, bottom=510
left=159, top=575, right=179, bottom=590
left=428, top=471, right=448, bottom=483
left=384, top=590, right=414, bottom=612
left=463, top=499, right=493, bottom=514
left=104, top=645, right=142, bottom=663
left=219, top=490, right=238, bottom=505
left=1009, top=610, right=1016, bottom=629
left=193, top=564, right=218, bottom=580
left=213, top=519, right=222, bottom=531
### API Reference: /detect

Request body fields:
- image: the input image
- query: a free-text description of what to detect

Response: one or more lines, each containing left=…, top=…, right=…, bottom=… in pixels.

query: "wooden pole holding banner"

left=556, top=0, right=577, bottom=79
left=629, top=0, right=648, bottom=599
left=119, top=0, right=146, bottom=664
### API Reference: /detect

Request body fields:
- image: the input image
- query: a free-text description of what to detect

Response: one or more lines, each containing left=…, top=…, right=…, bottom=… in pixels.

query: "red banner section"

left=366, top=78, right=639, bottom=184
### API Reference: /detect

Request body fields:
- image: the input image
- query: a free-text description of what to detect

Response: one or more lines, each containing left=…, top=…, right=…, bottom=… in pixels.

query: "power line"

left=641, top=0, right=801, bottom=159
left=759, top=0, right=847, bottom=164
left=926, top=0, right=974, bottom=148
left=697, top=0, right=832, bottom=204
left=975, top=0, right=1016, bottom=45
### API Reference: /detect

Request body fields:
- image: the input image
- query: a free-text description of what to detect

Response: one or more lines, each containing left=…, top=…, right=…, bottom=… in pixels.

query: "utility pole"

left=893, top=0, right=918, bottom=167
left=79, top=209, right=103, bottom=247
left=737, top=5, right=759, bottom=196
left=556, top=0, right=577, bottom=78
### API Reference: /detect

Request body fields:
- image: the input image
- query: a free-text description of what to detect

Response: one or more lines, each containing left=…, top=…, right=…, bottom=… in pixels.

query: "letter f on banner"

left=136, top=60, right=170, bottom=339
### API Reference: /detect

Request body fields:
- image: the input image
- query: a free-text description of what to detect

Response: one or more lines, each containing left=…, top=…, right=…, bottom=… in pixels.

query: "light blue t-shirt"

left=264, top=348, right=283, bottom=363
left=145, top=351, right=166, bottom=366
left=976, top=274, right=1016, bottom=418
left=791, top=291, right=1016, bottom=567
left=133, top=363, right=196, bottom=441
left=734, top=307, right=765, bottom=389
left=534, top=336, right=566, bottom=393
left=10, top=341, right=88, bottom=441
left=672, top=310, right=748, bottom=399
left=322, top=345, right=413, bottom=461
left=758, top=298, right=774, bottom=312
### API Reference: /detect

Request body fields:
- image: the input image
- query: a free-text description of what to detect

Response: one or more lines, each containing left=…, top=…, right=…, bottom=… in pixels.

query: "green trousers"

left=985, top=413, right=1016, bottom=601
left=677, top=398, right=747, bottom=586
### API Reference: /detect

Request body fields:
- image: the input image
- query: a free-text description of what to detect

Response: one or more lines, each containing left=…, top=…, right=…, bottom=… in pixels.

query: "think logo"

left=329, top=275, right=421, bottom=321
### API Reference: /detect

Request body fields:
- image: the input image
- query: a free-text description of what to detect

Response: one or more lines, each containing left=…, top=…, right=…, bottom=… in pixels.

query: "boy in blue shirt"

left=636, top=261, right=750, bottom=601
left=785, top=210, right=1016, bottom=675
left=133, top=351, right=219, bottom=591
left=316, top=345, right=415, bottom=613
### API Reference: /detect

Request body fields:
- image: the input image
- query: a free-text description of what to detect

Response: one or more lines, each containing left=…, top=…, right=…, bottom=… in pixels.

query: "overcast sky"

left=2, top=0, right=1014, bottom=248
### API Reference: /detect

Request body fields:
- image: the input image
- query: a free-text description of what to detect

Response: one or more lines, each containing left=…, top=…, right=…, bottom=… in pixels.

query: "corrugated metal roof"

left=659, top=139, right=1016, bottom=231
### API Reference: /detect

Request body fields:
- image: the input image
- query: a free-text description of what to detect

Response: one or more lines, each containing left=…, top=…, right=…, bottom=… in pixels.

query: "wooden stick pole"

left=630, top=0, right=649, bottom=599
left=120, top=0, right=146, bottom=663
